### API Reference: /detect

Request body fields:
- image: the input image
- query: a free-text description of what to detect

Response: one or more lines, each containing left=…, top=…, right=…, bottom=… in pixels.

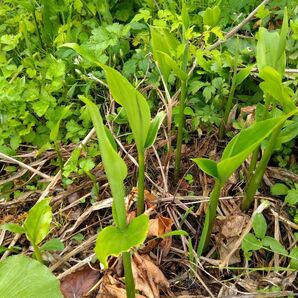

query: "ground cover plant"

left=0, top=0, right=298, bottom=297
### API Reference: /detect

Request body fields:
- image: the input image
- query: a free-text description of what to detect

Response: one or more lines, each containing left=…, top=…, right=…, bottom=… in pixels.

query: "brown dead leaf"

left=60, top=264, right=100, bottom=298
left=148, top=216, right=172, bottom=238
left=218, top=238, right=241, bottom=265
left=221, top=215, right=247, bottom=238
left=147, top=216, right=173, bottom=256
left=98, top=274, right=146, bottom=298
left=132, top=253, right=169, bottom=298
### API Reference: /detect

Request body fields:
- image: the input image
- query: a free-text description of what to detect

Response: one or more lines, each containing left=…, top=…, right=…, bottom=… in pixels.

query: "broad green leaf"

left=252, top=213, right=267, bottom=239
left=95, top=214, right=149, bottom=268
left=218, top=117, right=285, bottom=183
left=242, top=233, right=263, bottom=252
left=259, top=66, right=295, bottom=113
left=79, top=96, right=127, bottom=226
left=256, top=28, right=285, bottom=75
left=289, top=247, right=298, bottom=269
left=50, top=105, right=72, bottom=142
left=101, top=65, right=151, bottom=153
left=24, top=198, right=52, bottom=245
left=235, top=65, right=253, bottom=86
left=270, top=183, right=289, bottom=196
left=192, top=158, right=218, bottom=179
left=144, top=111, right=166, bottom=148
left=61, top=43, right=100, bottom=66
left=40, top=238, right=64, bottom=252
left=285, top=189, right=298, bottom=206
left=262, top=236, right=288, bottom=256
left=150, top=27, right=179, bottom=83
left=203, top=6, right=221, bottom=27
left=0, top=223, right=25, bottom=234
left=0, top=255, right=63, bottom=298
left=276, top=120, right=298, bottom=149
left=155, top=51, right=188, bottom=81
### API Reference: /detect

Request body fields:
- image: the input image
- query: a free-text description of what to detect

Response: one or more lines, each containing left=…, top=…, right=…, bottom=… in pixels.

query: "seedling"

left=242, top=209, right=298, bottom=270
left=62, top=43, right=165, bottom=216
left=150, top=0, right=190, bottom=182
left=0, top=198, right=64, bottom=263
left=193, top=113, right=298, bottom=255
left=80, top=96, right=149, bottom=298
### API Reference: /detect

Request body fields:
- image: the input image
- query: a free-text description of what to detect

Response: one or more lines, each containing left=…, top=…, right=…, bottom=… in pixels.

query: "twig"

left=0, top=152, right=51, bottom=180
left=207, top=0, right=271, bottom=51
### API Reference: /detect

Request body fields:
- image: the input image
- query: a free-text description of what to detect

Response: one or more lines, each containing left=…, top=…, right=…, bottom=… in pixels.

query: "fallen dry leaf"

left=132, top=253, right=169, bottom=298
left=218, top=238, right=241, bottom=265
left=60, top=264, right=100, bottom=298
left=98, top=274, right=146, bottom=298
left=148, top=216, right=172, bottom=238
left=220, top=214, right=247, bottom=238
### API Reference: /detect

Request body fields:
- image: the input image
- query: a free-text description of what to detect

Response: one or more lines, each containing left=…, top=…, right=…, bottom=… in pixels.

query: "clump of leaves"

left=0, top=198, right=64, bottom=263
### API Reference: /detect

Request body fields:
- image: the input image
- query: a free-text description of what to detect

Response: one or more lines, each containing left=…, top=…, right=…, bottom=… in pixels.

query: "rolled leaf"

left=144, top=111, right=166, bottom=149
left=24, top=198, right=52, bottom=246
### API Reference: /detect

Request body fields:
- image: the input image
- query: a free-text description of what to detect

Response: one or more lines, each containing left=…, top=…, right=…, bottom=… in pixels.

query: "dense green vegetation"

left=0, top=0, right=298, bottom=297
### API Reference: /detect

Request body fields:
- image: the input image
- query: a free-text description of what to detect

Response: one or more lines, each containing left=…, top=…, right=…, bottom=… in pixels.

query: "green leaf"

left=218, top=117, right=285, bottom=183
left=61, top=43, right=101, bottom=66
left=40, top=238, right=64, bottom=252
left=79, top=96, right=127, bottom=227
left=203, top=6, right=221, bottom=27
left=235, top=65, right=253, bottom=86
left=285, top=189, right=298, bottom=206
left=144, top=111, right=166, bottom=149
left=181, top=0, right=190, bottom=30
left=24, top=198, right=52, bottom=246
left=242, top=233, right=263, bottom=252
left=192, top=158, right=218, bottom=179
left=0, top=255, right=63, bottom=298
left=259, top=66, right=295, bottom=113
left=150, top=27, right=179, bottom=84
left=270, top=183, right=289, bottom=196
left=262, top=236, right=288, bottom=256
left=252, top=213, right=267, bottom=239
left=160, top=230, right=189, bottom=238
left=50, top=105, right=72, bottom=142
left=101, top=65, right=151, bottom=153
left=95, top=214, right=149, bottom=268
left=289, top=247, right=298, bottom=269
left=155, top=50, right=188, bottom=81
left=0, top=223, right=25, bottom=234
left=256, top=28, right=286, bottom=75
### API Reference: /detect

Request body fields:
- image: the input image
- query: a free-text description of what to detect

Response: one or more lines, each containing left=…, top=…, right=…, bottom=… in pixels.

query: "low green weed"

left=242, top=209, right=298, bottom=270
left=0, top=198, right=64, bottom=263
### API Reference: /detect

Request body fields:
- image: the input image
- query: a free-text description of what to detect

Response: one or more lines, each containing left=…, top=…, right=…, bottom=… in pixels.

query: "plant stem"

left=218, top=42, right=239, bottom=139
left=174, top=79, right=187, bottom=182
left=174, top=44, right=189, bottom=182
left=33, top=244, right=42, bottom=263
left=114, top=186, right=136, bottom=297
left=54, top=141, right=64, bottom=172
left=218, top=82, right=237, bottom=139
left=242, top=123, right=283, bottom=210
left=197, top=180, right=222, bottom=256
left=246, top=94, right=271, bottom=180
left=122, top=252, right=135, bottom=298
left=137, top=151, right=145, bottom=216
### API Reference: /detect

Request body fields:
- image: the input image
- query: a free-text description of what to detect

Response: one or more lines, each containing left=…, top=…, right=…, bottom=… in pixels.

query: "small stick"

left=0, top=152, right=51, bottom=180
